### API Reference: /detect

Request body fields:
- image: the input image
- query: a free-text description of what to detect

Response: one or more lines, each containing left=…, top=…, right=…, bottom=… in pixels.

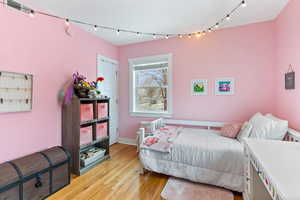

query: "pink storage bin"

left=97, top=103, right=108, bottom=119
left=80, top=126, right=93, bottom=146
left=96, top=123, right=108, bottom=139
left=80, top=104, right=94, bottom=122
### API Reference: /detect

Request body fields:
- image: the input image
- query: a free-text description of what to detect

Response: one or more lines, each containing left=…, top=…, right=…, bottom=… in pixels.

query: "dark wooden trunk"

left=0, top=146, right=70, bottom=200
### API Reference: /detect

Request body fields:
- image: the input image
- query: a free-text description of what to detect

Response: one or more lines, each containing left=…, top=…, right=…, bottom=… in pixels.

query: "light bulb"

left=153, top=34, right=157, bottom=39
left=196, top=32, right=201, bottom=38
left=93, top=25, right=98, bottom=31
left=226, top=14, right=231, bottom=21
left=65, top=19, right=70, bottom=26
left=165, top=35, right=169, bottom=39
left=188, top=34, right=192, bottom=39
left=29, top=10, right=35, bottom=18
left=116, top=29, right=120, bottom=35
left=208, top=28, right=212, bottom=33
left=202, top=31, right=206, bottom=36
left=137, top=32, right=141, bottom=36
left=242, top=0, right=247, bottom=7
left=178, top=34, right=183, bottom=38
left=215, top=23, right=219, bottom=29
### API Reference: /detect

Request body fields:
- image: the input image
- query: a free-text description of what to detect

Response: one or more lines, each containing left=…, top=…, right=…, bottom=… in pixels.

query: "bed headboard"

left=164, top=119, right=224, bottom=130
left=138, top=118, right=224, bottom=146
left=140, top=118, right=224, bottom=131
left=284, top=128, right=300, bottom=142
left=139, top=118, right=300, bottom=143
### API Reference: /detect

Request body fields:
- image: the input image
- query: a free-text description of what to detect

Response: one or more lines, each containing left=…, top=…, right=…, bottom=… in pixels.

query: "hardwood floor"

left=47, top=143, right=243, bottom=200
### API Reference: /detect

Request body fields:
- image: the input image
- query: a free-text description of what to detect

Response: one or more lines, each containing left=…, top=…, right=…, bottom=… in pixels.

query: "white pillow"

left=265, top=114, right=288, bottom=140
left=237, top=122, right=253, bottom=142
left=249, top=113, right=278, bottom=140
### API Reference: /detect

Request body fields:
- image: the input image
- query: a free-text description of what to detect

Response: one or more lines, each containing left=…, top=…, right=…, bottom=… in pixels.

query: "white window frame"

left=129, top=54, right=173, bottom=118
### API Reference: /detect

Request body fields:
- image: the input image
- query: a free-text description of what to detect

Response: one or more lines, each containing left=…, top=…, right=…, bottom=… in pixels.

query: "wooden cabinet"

left=62, top=96, right=110, bottom=175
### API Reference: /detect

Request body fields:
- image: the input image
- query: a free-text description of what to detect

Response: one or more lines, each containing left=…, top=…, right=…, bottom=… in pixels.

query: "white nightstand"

left=244, top=139, right=300, bottom=200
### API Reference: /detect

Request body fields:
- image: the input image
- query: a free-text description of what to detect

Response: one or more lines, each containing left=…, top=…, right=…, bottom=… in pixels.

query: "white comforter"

left=139, top=128, right=245, bottom=192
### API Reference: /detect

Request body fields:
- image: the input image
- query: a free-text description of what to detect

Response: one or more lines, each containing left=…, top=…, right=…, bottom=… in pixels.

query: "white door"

left=97, top=55, right=118, bottom=145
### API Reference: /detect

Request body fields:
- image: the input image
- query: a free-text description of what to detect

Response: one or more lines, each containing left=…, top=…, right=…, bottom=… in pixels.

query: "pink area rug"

left=161, top=177, right=234, bottom=200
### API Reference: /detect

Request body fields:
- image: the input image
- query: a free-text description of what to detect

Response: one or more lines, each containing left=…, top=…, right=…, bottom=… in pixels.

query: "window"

left=129, top=54, right=172, bottom=117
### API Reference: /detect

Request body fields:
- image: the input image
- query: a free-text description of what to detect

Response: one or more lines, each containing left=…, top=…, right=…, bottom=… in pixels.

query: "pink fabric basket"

left=80, top=126, right=93, bottom=146
left=96, top=123, right=108, bottom=139
left=80, top=104, right=94, bottom=122
left=97, top=103, right=108, bottom=119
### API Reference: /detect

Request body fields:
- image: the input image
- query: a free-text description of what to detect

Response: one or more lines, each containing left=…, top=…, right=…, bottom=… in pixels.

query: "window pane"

left=135, top=88, right=167, bottom=112
left=136, top=68, right=168, bottom=87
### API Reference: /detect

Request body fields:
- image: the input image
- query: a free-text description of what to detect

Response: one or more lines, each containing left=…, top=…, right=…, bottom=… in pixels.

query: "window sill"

left=130, top=111, right=172, bottom=118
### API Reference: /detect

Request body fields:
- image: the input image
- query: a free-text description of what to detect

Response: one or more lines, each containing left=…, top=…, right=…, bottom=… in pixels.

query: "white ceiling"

left=26, top=0, right=289, bottom=46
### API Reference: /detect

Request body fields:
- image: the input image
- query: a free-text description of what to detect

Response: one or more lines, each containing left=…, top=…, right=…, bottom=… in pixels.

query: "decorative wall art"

left=215, top=78, right=235, bottom=95
left=285, top=64, right=295, bottom=90
left=0, top=71, right=33, bottom=113
left=191, top=79, right=208, bottom=95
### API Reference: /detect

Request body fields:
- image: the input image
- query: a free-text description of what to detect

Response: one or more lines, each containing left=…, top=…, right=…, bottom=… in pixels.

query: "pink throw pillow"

left=221, top=123, right=242, bottom=138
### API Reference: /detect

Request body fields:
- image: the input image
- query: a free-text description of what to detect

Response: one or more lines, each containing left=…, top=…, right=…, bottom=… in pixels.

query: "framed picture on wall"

left=215, top=78, right=235, bottom=95
left=191, top=79, right=208, bottom=96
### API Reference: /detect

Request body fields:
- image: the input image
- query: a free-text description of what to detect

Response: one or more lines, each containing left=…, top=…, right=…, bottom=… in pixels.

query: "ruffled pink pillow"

left=221, top=123, right=242, bottom=138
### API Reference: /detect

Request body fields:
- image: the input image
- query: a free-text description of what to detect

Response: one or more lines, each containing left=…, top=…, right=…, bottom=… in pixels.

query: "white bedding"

left=139, top=128, right=245, bottom=192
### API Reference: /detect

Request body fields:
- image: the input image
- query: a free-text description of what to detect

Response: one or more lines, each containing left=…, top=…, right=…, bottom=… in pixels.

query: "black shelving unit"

left=62, top=96, right=110, bottom=175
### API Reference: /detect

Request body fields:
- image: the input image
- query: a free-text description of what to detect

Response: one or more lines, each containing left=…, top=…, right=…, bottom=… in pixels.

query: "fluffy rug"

left=161, top=177, right=234, bottom=200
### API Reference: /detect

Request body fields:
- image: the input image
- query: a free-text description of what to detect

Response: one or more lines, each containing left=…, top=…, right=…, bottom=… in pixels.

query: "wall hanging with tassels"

left=285, top=64, right=295, bottom=90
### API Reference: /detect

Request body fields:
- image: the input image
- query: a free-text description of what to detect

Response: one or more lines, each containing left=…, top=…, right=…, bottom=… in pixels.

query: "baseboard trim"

left=118, top=137, right=137, bottom=146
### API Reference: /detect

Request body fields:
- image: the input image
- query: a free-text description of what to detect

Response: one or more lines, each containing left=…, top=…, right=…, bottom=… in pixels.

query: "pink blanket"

left=141, top=126, right=182, bottom=153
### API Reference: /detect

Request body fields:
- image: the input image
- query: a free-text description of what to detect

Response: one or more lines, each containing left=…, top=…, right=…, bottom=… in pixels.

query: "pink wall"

left=0, top=6, right=118, bottom=163
left=119, top=21, right=276, bottom=139
left=274, top=0, right=300, bottom=131
left=1, top=0, right=297, bottom=163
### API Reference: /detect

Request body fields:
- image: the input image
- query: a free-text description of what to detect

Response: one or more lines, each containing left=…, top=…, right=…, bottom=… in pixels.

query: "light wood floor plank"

left=47, top=143, right=243, bottom=200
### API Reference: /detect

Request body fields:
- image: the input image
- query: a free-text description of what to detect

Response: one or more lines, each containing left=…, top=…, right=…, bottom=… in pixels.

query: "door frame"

left=97, top=54, right=119, bottom=145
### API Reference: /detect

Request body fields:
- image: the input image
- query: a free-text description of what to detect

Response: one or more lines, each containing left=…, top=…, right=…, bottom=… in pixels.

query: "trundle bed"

left=138, top=118, right=300, bottom=193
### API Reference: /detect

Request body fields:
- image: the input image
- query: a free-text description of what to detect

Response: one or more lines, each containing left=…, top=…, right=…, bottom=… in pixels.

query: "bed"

left=138, top=118, right=300, bottom=193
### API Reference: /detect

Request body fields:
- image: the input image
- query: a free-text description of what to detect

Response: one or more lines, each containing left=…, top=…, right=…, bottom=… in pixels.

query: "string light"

left=29, top=10, right=35, bottom=18
left=93, top=25, right=98, bottom=31
left=65, top=19, right=70, bottom=26
left=202, top=31, right=206, bottom=36
left=215, top=23, right=219, bottom=29
left=226, top=14, right=231, bottom=21
left=0, top=0, right=246, bottom=40
left=242, top=1, right=247, bottom=7
left=196, top=32, right=202, bottom=38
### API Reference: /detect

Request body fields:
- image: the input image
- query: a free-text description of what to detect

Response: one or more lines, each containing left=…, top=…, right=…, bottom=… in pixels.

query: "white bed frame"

left=138, top=118, right=224, bottom=148
left=138, top=118, right=300, bottom=191
left=138, top=118, right=300, bottom=148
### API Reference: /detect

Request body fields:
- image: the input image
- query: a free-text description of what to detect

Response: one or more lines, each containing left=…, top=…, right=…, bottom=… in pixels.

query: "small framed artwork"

left=191, top=79, right=208, bottom=96
left=215, top=78, right=235, bottom=95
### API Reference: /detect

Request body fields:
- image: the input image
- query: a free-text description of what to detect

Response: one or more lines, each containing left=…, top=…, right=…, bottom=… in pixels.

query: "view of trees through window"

left=135, top=66, right=168, bottom=112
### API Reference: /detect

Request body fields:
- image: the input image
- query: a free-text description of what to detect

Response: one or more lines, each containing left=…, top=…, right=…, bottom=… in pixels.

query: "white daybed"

left=138, top=119, right=300, bottom=193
